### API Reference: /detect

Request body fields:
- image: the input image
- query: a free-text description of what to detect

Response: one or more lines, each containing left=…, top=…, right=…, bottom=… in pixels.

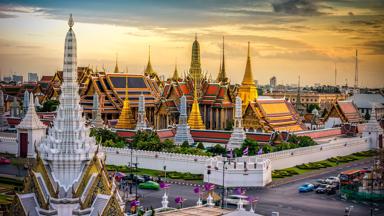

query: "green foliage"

left=38, top=100, right=60, bottom=112
left=90, top=128, right=127, bottom=148
left=207, top=144, right=226, bottom=155
left=364, top=112, right=370, bottom=120
left=306, top=103, right=320, bottom=113
left=262, top=145, right=274, bottom=153
left=181, top=141, right=190, bottom=149
left=196, top=142, right=205, bottom=150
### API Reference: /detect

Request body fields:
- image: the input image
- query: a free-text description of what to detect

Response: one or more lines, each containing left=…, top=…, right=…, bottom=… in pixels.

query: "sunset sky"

left=0, top=0, right=383, bottom=87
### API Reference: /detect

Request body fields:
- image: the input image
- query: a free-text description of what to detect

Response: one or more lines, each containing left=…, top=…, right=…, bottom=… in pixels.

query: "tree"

left=208, top=144, right=226, bottom=155
left=262, top=145, right=274, bottom=153
left=38, top=99, right=60, bottom=112
left=162, top=139, right=176, bottom=151
left=306, top=104, right=320, bottom=113
left=364, top=112, right=370, bottom=120
left=181, top=141, right=189, bottom=149
left=241, top=139, right=259, bottom=156
left=196, top=142, right=205, bottom=150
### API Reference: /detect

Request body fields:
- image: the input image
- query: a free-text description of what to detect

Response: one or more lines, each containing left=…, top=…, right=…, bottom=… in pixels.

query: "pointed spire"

left=217, top=36, right=227, bottom=83
left=241, top=42, right=254, bottom=85
left=172, top=61, right=179, bottom=82
left=144, top=45, right=156, bottom=75
left=17, top=92, right=46, bottom=130
left=115, top=75, right=136, bottom=129
left=114, top=53, right=119, bottom=73
left=187, top=74, right=205, bottom=129
left=68, top=14, right=74, bottom=28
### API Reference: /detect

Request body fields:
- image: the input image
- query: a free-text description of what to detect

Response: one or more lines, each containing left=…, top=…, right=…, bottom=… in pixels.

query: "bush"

left=196, top=142, right=205, bottom=150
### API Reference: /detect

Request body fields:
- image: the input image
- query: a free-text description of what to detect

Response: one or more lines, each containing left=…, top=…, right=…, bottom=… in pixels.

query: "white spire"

left=39, top=14, right=96, bottom=191
left=17, top=93, right=46, bottom=130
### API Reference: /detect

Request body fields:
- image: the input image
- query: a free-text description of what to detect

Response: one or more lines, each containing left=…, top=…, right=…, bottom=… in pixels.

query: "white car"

left=225, top=195, right=250, bottom=206
left=325, top=176, right=339, bottom=184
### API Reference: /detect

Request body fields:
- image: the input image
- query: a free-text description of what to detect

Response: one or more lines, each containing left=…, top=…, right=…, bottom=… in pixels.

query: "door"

left=19, top=133, right=28, bottom=158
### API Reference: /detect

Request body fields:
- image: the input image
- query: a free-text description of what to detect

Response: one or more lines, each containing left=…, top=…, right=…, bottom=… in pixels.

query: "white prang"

left=174, top=95, right=194, bottom=145
left=39, top=15, right=97, bottom=191
left=363, top=104, right=383, bottom=149
left=135, top=92, right=148, bottom=130
left=17, top=92, right=47, bottom=158
left=228, top=96, right=246, bottom=148
left=91, top=91, right=104, bottom=128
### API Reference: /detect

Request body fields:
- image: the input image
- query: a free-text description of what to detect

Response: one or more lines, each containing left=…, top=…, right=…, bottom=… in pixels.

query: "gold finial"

left=114, top=53, right=119, bottom=73
left=125, top=76, right=128, bottom=99
left=247, top=41, right=250, bottom=58
left=68, top=14, right=74, bottom=28
left=195, top=33, right=197, bottom=41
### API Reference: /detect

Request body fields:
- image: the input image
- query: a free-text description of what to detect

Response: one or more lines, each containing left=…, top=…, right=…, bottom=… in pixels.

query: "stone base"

left=174, top=124, right=194, bottom=145
left=228, top=127, right=246, bottom=148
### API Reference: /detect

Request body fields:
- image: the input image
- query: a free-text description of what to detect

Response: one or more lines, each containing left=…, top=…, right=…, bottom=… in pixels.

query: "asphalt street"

left=131, top=158, right=383, bottom=216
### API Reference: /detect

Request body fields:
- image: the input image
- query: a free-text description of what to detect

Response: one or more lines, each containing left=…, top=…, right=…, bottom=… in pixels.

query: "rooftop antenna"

left=354, top=49, right=358, bottom=90
left=334, top=62, right=337, bottom=86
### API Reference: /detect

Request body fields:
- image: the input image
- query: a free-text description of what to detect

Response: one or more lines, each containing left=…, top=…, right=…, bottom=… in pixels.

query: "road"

left=128, top=158, right=383, bottom=215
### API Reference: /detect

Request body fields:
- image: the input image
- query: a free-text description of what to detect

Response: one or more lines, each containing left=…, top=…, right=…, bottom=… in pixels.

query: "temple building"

left=156, top=36, right=234, bottom=130
left=237, top=42, right=258, bottom=110
left=323, top=100, right=363, bottom=128
left=144, top=46, right=162, bottom=86
left=243, top=98, right=305, bottom=132
left=13, top=15, right=124, bottom=216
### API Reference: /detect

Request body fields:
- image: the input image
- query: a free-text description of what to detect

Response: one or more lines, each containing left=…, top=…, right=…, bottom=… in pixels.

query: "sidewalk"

left=268, top=157, right=374, bottom=188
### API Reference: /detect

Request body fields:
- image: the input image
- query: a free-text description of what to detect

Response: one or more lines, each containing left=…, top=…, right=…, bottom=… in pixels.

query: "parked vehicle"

left=0, top=157, right=11, bottom=165
left=138, top=181, right=160, bottom=190
left=316, top=179, right=327, bottom=184
left=325, top=185, right=337, bottom=195
left=142, top=175, right=153, bottom=182
left=123, top=174, right=145, bottom=184
left=315, top=184, right=328, bottom=194
left=298, top=183, right=314, bottom=192
left=225, top=195, right=250, bottom=206
left=325, top=176, right=339, bottom=184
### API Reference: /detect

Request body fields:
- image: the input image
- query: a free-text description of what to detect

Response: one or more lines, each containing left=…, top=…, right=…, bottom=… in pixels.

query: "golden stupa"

left=237, top=41, right=258, bottom=110
left=115, top=76, right=136, bottom=129
left=187, top=78, right=205, bottom=129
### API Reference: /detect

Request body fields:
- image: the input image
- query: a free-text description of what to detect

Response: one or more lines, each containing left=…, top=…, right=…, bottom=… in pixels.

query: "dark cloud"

left=271, top=0, right=330, bottom=16
left=363, top=40, right=384, bottom=55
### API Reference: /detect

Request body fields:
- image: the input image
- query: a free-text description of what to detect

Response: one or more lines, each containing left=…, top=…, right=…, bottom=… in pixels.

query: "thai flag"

left=227, top=149, right=233, bottom=158
left=160, top=182, right=171, bottom=189
left=130, top=200, right=140, bottom=207
left=204, top=183, right=215, bottom=191
left=243, top=147, right=249, bottom=156
left=193, top=186, right=201, bottom=194
left=257, top=148, right=263, bottom=155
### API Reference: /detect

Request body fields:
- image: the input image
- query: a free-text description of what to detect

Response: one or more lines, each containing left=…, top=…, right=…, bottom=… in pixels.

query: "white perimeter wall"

left=0, top=136, right=18, bottom=155
left=103, top=136, right=371, bottom=174
left=103, top=147, right=210, bottom=174
left=256, top=136, right=370, bottom=170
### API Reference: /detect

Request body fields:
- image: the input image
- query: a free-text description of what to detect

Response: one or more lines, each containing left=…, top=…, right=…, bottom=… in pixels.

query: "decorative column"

left=22, top=90, right=29, bottom=117
left=363, top=104, right=383, bottom=149
left=135, top=92, right=148, bottom=131
left=0, top=90, right=8, bottom=131
left=10, top=97, right=20, bottom=117
left=174, top=95, right=194, bottom=145
left=228, top=96, right=246, bottom=148
left=91, top=91, right=104, bottom=128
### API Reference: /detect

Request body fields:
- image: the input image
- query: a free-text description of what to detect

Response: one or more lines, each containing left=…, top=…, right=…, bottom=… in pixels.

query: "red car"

left=0, top=157, right=11, bottom=164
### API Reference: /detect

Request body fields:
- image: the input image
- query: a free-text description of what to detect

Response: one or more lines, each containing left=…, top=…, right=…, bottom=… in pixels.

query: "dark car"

left=142, top=175, right=153, bottom=182
left=123, top=174, right=145, bottom=184
left=315, top=184, right=328, bottom=194
left=326, top=185, right=337, bottom=195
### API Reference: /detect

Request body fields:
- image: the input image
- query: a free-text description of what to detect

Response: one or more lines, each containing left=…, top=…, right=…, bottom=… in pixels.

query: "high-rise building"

left=12, top=75, right=23, bottom=83
left=270, top=76, right=277, bottom=88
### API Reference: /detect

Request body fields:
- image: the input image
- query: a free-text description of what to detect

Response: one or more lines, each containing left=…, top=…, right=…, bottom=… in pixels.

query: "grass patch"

left=272, top=150, right=377, bottom=180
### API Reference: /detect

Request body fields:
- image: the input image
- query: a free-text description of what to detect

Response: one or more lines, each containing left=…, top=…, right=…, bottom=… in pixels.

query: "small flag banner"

left=160, top=182, right=171, bottom=189
left=257, top=148, right=263, bottom=155
left=243, top=147, right=249, bottom=156
left=226, top=149, right=233, bottom=158
left=234, top=187, right=246, bottom=195
left=175, top=196, right=184, bottom=204
left=247, top=196, right=258, bottom=203
left=130, top=200, right=140, bottom=207
left=204, top=183, right=215, bottom=191
left=193, top=186, right=201, bottom=194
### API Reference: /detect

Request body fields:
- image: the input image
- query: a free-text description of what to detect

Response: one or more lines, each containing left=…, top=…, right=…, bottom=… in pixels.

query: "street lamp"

left=344, top=205, right=353, bottom=216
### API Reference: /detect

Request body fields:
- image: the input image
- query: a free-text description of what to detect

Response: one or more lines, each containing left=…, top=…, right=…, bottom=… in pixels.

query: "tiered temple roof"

left=243, top=98, right=305, bottom=132
left=324, top=100, right=363, bottom=124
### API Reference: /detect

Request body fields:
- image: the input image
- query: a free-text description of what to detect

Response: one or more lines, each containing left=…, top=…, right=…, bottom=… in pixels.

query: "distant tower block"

left=136, top=92, right=148, bottom=131
left=228, top=96, right=246, bottom=148
left=174, top=95, right=194, bottom=145
left=91, top=91, right=104, bottom=128
left=0, top=90, right=9, bottom=131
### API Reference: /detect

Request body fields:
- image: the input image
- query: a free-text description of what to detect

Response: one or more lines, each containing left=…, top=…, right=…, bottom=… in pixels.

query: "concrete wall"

left=257, top=136, right=370, bottom=170
left=103, top=136, right=370, bottom=174
left=0, top=136, right=18, bottom=155
left=103, top=147, right=210, bottom=174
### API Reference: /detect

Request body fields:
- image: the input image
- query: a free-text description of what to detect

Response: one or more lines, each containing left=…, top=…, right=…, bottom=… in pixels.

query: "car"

left=123, top=174, right=145, bottom=184
left=0, top=157, right=11, bottom=165
left=326, top=185, right=337, bottom=195
left=138, top=181, right=160, bottom=190
left=298, top=183, right=314, bottom=192
left=316, top=179, right=327, bottom=184
left=325, top=176, right=339, bottom=184
left=142, top=175, right=153, bottom=182
left=315, top=184, right=328, bottom=194
left=225, top=195, right=250, bottom=206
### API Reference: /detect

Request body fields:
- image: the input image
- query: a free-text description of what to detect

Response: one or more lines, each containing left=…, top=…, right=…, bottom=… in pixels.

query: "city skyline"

left=0, top=0, right=383, bottom=87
